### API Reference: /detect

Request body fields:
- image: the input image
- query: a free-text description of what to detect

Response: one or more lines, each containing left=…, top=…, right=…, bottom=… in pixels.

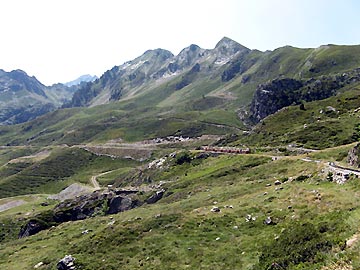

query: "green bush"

left=174, top=151, right=192, bottom=165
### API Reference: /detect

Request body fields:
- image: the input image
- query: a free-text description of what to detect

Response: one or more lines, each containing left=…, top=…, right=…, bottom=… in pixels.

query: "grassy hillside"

left=0, top=147, right=141, bottom=198
left=1, top=148, right=360, bottom=269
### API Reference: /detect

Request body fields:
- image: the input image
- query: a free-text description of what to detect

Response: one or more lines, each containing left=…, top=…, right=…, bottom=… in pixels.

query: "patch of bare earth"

left=322, top=260, right=353, bottom=270
left=48, top=183, right=93, bottom=201
left=0, top=200, right=26, bottom=212
left=346, top=234, right=359, bottom=248
left=8, top=150, right=51, bottom=163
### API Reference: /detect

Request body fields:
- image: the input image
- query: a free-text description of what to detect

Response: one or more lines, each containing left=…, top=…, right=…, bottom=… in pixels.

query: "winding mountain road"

left=90, top=170, right=116, bottom=189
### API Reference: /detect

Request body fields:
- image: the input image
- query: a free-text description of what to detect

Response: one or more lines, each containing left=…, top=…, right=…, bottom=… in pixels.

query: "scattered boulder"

left=245, top=214, right=256, bottom=222
left=34, top=262, right=44, bottom=269
left=264, top=216, right=275, bottom=225
left=274, top=180, right=282, bottom=186
left=57, top=255, right=75, bottom=270
left=211, top=206, right=220, bottom=213
left=326, top=106, right=337, bottom=113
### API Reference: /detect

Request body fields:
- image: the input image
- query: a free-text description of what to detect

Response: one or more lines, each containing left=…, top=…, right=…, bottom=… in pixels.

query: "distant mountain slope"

left=64, top=74, right=98, bottom=87
left=0, top=70, right=76, bottom=125
left=65, top=40, right=360, bottom=120
left=66, top=37, right=248, bottom=108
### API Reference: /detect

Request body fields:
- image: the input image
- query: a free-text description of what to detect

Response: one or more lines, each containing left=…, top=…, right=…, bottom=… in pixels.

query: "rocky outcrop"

left=57, top=255, right=76, bottom=270
left=18, top=220, right=49, bottom=238
left=18, top=188, right=163, bottom=238
left=250, top=68, right=360, bottom=122
left=250, top=78, right=304, bottom=122
left=175, top=63, right=201, bottom=90
left=66, top=49, right=174, bottom=107
left=348, top=143, right=360, bottom=167
left=19, top=190, right=135, bottom=238
left=107, top=195, right=137, bottom=214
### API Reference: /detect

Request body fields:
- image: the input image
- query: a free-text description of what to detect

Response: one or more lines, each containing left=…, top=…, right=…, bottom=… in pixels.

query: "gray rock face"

left=250, top=68, right=360, bottom=122
left=18, top=220, right=45, bottom=238
left=146, top=189, right=165, bottom=204
left=107, top=195, right=135, bottom=214
left=250, top=78, right=304, bottom=122
left=348, top=143, right=360, bottom=167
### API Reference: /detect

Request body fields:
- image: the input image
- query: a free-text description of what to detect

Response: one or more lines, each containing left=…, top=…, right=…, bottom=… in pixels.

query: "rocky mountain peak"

left=174, top=44, right=206, bottom=68
left=177, top=44, right=202, bottom=56
left=140, top=48, right=174, bottom=62
left=0, top=69, right=46, bottom=96
left=214, top=37, right=249, bottom=55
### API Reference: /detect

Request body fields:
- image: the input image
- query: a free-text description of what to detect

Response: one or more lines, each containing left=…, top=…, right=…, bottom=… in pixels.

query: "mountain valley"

left=1, top=37, right=360, bottom=269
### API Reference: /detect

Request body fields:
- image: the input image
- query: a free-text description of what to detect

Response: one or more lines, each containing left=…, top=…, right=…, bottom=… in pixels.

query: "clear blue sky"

left=0, top=0, right=359, bottom=85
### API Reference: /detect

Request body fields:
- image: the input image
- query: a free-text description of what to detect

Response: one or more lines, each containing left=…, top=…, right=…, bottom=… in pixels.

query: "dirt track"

left=0, top=200, right=25, bottom=212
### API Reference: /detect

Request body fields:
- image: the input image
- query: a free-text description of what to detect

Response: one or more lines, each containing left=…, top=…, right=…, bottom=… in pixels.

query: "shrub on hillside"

left=174, top=151, right=192, bottom=165
left=254, top=220, right=345, bottom=270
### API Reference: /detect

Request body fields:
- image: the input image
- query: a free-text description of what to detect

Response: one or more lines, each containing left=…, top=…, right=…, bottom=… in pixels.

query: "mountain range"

left=1, top=37, right=360, bottom=145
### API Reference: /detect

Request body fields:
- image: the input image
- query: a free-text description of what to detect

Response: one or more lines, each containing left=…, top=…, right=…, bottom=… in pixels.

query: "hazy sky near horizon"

left=1, top=0, right=359, bottom=85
